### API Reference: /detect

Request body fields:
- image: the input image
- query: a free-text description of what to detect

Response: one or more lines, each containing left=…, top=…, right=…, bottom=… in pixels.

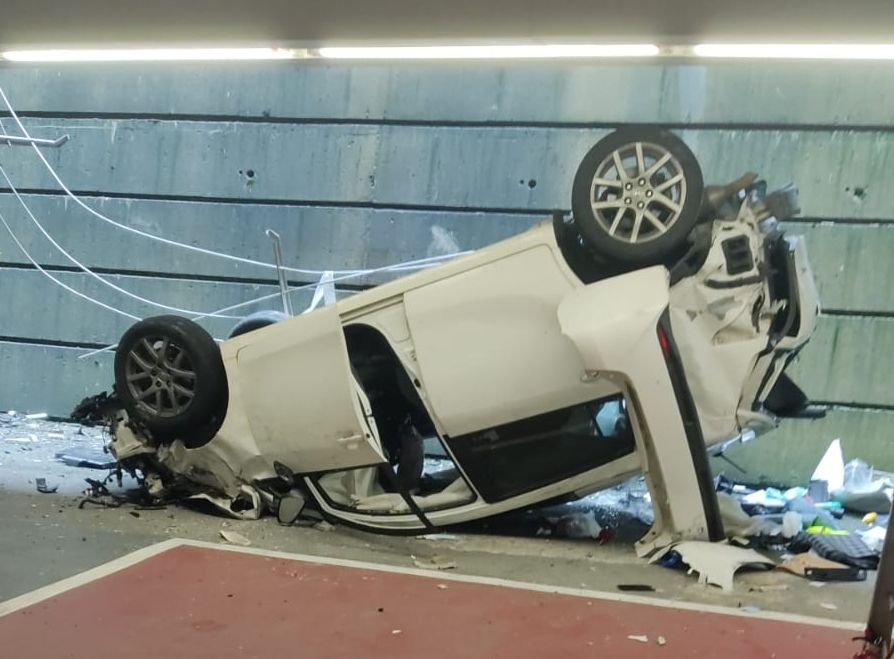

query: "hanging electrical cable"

left=0, top=207, right=141, bottom=322
left=0, top=85, right=468, bottom=277
left=0, top=161, right=244, bottom=319
left=76, top=244, right=473, bottom=360
left=0, top=85, right=474, bottom=361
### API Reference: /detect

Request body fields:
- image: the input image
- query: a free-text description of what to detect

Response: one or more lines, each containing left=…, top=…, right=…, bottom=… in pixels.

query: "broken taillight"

left=657, top=325, right=672, bottom=359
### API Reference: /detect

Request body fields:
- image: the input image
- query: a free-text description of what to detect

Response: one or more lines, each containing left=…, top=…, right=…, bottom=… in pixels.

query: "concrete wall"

left=0, top=61, right=891, bottom=484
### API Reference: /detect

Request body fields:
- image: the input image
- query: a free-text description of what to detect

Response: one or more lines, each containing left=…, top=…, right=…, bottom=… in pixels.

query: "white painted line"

left=0, top=538, right=183, bottom=617
left=179, top=539, right=864, bottom=632
left=0, top=537, right=866, bottom=633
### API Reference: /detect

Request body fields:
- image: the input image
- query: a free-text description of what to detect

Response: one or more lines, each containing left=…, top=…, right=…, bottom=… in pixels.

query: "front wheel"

left=114, top=315, right=227, bottom=440
left=571, top=128, right=704, bottom=267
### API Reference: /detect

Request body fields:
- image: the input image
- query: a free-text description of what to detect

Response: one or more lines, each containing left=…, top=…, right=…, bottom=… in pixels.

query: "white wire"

left=0, top=85, right=467, bottom=277
left=77, top=246, right=470, bottom=360
left=0, top=161, right=243, bottom=319
left=0, top=86, right=473, bottom=357
left=0, top=208, right=141, bottom=322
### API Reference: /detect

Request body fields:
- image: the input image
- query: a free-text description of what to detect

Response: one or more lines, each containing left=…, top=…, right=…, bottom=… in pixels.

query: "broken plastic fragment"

left=413, top=555, right=457, bottom=571
left=219, top=529, right=251, bottom=546
left=627, top=635, right=649, bottom=643
left=35, top=477, right=58, bottom=494
left=659, top=541, right=775, bottom=592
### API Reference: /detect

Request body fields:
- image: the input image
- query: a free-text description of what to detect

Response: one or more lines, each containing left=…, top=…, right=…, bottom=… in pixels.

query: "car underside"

left=80, top=128, right=820, bottom=552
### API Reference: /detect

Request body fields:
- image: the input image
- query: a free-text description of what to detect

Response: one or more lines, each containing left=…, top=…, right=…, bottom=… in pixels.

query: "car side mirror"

left=277, top=493, right=305, bottom=526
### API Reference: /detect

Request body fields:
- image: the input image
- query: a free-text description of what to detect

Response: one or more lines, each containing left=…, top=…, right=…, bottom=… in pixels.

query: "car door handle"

left=336, top=434, right=364, bottom=448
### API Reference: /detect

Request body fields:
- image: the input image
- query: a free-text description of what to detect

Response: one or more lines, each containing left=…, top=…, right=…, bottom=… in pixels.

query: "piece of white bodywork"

left=190, top=487, right=262, bottom=520
left=559, top=266, right=716, bottom=555
left=236, top=305, right=386, bottom=473
left=219, top=529, right=252, bottom=546
left=657, top=541, right=776, bottom=592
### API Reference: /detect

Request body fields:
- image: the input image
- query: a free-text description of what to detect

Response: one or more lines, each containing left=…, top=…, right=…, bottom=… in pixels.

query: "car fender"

left=557, top=266, right=669, bottom=374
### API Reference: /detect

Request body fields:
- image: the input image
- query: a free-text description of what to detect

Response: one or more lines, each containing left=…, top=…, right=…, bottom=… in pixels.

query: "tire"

left=114, top=315, right=227, bottom=440
left=571, top=128, right=704, bottom=267
left=228, top=310, right=288, bottom=338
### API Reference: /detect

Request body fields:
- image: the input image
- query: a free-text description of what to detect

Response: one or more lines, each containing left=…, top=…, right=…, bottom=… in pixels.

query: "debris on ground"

left=708, top=437, right=892, bottom=589
left=219, top=529, right=252, bottom=546
left=4, top=435, right=37, bottom=443
left=552, top=510, right=604, bottom=539
left=55, top=446, right=116, bottom=470
left=657, top=636, right=667, bottom=646
left=34, top=477, right=57, bottom=494
left=748, top=584, right=789, bottom=593
left=777, top=552, right=865, bottom=581
left=78, top=478, right=126, bottom=508
left=471, top=476, right=651, bottom=542
left=834, top=459, right=894, bottom=514
left=627, top=635, right=649, bottom=643
left=656, top=541, right=775, bottom=592
left=812, top=439, right=845, bottom=492
left=860, top=526, right=888, bottom=554
left=809, top=533, right=879, bottom=570
left=313, top=521, right=336, bottom=532
left=413, top=555, right=457, bottom=571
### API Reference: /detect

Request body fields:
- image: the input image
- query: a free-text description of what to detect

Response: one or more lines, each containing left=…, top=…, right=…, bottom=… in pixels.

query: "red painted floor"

left=0, top=543, right=856, bottom=658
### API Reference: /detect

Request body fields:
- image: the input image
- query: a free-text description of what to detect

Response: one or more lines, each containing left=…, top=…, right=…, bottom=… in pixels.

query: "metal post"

left=265, top=229, right=293, bottom=316
left=857, top=502, right=894, bottom=658
left=0, top=134, right=69, bottom=147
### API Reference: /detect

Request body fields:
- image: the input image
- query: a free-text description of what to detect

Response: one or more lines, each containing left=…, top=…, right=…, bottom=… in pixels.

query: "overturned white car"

left=99, top=128, right=819, bottom=549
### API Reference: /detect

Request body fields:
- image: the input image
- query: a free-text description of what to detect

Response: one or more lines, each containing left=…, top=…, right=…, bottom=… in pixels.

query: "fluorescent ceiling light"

left=317, top=44, right=660, bottom=59
left=8, top=43, right=889, bottom=63
left=2, top=48, right=296, bottom=62
left=694, top=44, right=894, bottom=60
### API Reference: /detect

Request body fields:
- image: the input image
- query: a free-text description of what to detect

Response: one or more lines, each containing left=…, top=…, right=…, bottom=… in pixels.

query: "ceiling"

left=2, top=0, right=894, bottom=49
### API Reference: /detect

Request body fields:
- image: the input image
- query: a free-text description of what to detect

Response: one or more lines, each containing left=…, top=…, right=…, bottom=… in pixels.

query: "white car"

left=102, top=128, right=819, bottom=550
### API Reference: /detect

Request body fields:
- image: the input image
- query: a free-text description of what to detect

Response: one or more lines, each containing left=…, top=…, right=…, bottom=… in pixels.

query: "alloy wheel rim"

left=125, top=336, right=197, bottom=418
left=589, top=141, right=687, bottom=244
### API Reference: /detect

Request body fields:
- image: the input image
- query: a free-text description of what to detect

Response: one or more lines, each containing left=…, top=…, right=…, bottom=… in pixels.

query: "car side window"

left=446, top=394, right=635, bottom=503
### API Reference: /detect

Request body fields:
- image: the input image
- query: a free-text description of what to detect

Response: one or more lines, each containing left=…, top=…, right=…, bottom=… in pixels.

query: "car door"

left=403, top=245, right=619, bottom=437
left=234, top=305, right=386, bottom=473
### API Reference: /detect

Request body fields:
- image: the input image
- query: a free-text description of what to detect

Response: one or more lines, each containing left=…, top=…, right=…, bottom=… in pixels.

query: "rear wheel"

left=571, top=128, right=704, bottom=267
left=228, top=310, right=288, bottom=338
left=114, top=315, right=227, bottom=441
